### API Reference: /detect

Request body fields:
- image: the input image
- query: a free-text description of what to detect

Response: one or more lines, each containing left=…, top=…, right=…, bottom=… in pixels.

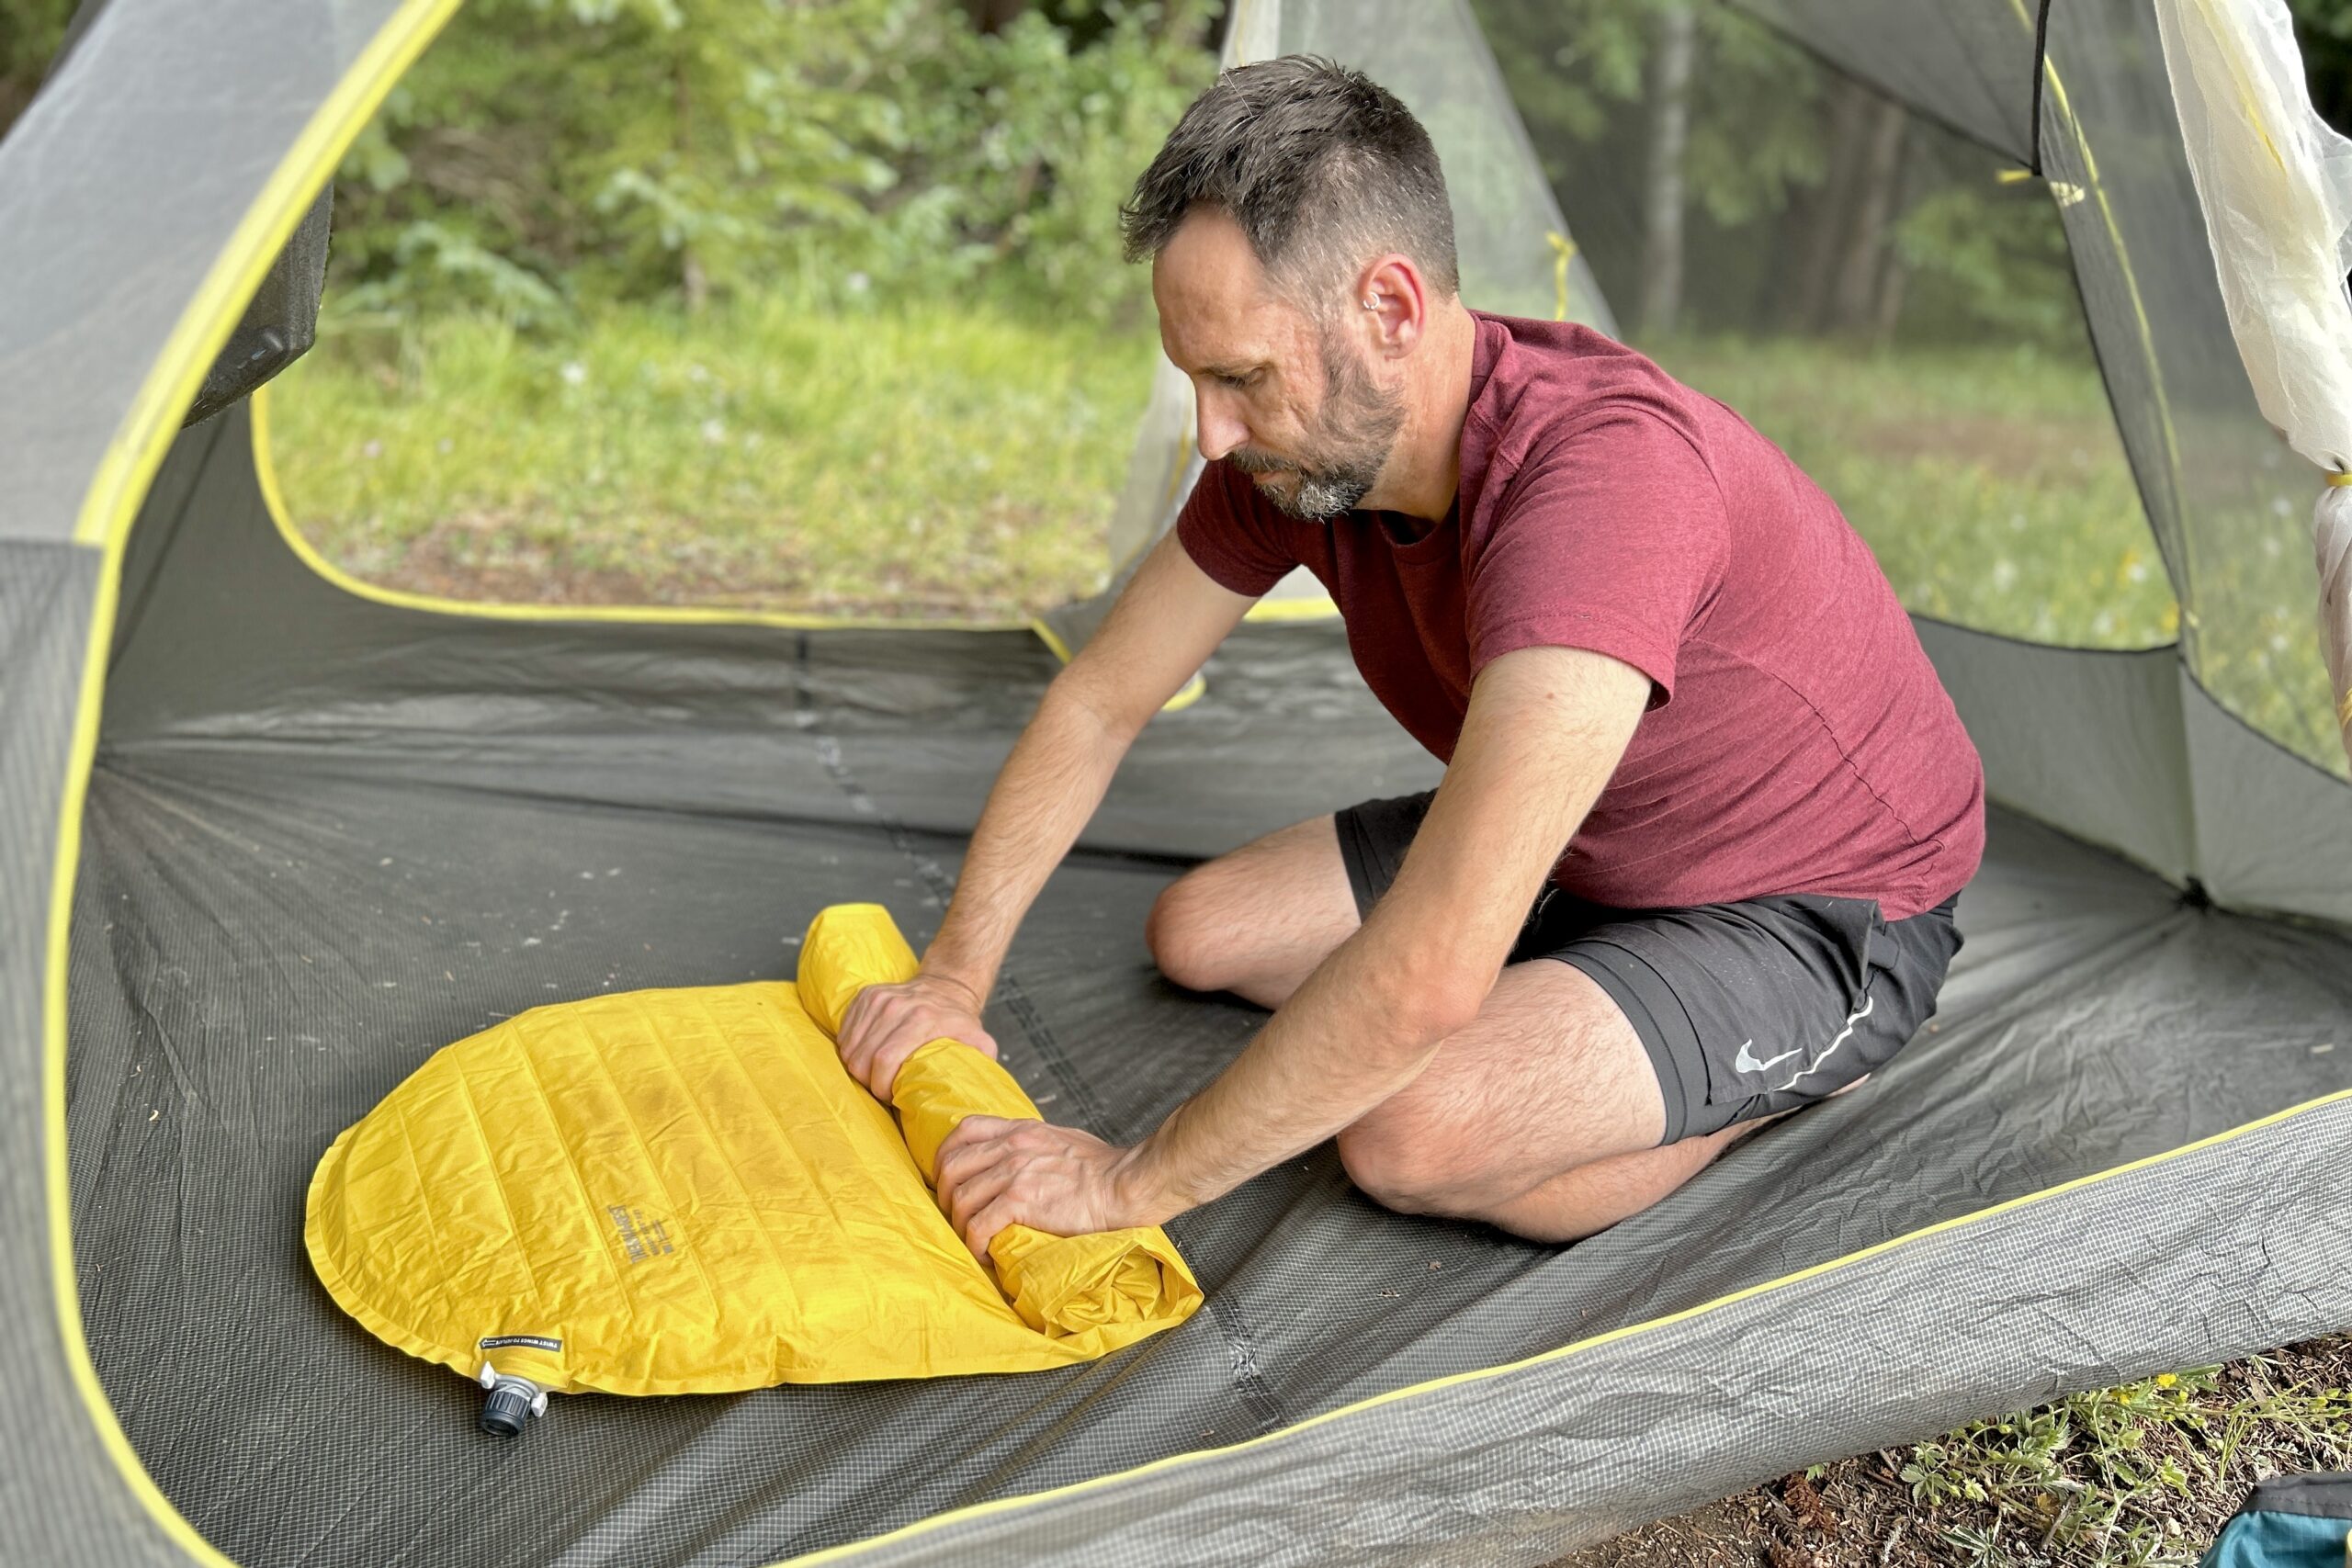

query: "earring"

left=1363, top=297, right=1379, bottom=310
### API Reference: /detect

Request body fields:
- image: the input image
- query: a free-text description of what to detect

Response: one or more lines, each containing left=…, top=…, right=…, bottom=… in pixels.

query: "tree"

left=321, top=0, right=1217, bottom=328
left=1637, top=2, right=1695, bottom=337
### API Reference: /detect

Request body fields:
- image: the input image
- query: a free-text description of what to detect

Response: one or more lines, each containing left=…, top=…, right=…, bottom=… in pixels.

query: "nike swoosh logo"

left=1735, top=1040, right=1802, bottom=1074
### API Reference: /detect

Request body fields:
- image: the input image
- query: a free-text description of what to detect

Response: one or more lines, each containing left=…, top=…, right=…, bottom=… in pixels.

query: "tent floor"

left=66, top=627, right=2352, bottom=1568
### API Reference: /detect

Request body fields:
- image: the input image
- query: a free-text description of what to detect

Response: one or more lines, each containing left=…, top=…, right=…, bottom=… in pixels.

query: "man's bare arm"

left=929, top=644, right=1652, bottom=1253
left=1110, top=645, right=1650, bottom=1213
left=836, top=532, right=1253, bottom=1095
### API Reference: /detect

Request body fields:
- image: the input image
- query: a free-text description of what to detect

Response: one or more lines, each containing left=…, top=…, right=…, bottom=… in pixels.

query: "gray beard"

left=1229, top=337, right=1406, bottom=521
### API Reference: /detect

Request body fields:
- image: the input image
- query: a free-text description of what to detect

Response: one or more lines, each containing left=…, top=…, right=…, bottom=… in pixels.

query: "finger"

left=837, top=996, right=878, bottom=1058
left=956, top=1114, right=1021, bottom=1140
left=935, top=1122, right=1014, bottom=1190
left=848, top=1015, right=928, bottom=1095
left=838, top=1024, right=886, bottom=1089
left=944, top=1163, right=1015, bottom=1236
left=961, top=1197, right=1020, bottom=1264
left=867, top=1036, right=918, bottom=1099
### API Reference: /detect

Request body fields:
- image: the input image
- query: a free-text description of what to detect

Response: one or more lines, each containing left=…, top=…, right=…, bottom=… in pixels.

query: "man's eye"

left=1221, top=371, right=1261, bottom=391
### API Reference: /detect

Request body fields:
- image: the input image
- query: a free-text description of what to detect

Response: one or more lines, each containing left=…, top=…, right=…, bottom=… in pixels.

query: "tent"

left=3, top=1, right=2350, bottom=1565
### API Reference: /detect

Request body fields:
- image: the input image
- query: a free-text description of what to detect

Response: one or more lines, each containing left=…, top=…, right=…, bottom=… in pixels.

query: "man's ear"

left=1355, top=254, right=1430, bottom=357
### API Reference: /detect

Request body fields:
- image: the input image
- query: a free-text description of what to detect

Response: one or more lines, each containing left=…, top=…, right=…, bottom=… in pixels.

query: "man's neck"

left=1361, top=299, right=1480, bottom=524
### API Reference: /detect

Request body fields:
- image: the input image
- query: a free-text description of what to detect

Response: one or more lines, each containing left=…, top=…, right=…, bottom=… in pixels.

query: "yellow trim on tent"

left=45, top=3, right=472, bottom=1562
left=769, top=1078, right=2352, bottom=1567
left=2009, top=0, right=2199, bottom=619
left=1245, top=593, right=1340, bottom=622
left=32, top=3, right=2345, bottom=1564
left=251, top=386, right=1023, bottom=635
left=70, top=8, right=458, bottom=552
left=1547, top=231, right=1578, bottom=321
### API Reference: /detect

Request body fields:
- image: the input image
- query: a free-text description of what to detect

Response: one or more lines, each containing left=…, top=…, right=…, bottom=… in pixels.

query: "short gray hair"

left=1120, top=56, right=1460, bottom=307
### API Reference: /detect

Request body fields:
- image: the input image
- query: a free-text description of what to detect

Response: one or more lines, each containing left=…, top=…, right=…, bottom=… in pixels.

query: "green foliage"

left=323, top=0, right=1215, bottom=329
left=1893, top=176, right=2086, bottom=345
left=1899, top=1362, right=2352, bottom=1567
left=0, top=0, right=76, bottom=129
left=1470, top=0, right=2083, bottom=353
left=1656, top=335, right=2176, bottom=649
left=271, top=296, right=1160, bottom=617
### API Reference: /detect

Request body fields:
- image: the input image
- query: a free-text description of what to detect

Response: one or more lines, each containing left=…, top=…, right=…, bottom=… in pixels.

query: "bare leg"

left=1329, top=959, right=1682, bottom=1234
left=1147, top=815, right=1754, bottom=1241
left=1145, top=815, right=1359, bottom=1010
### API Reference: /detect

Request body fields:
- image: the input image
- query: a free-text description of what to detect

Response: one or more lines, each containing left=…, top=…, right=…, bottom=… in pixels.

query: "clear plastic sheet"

left=2153, top=0, right=2352, bottom=765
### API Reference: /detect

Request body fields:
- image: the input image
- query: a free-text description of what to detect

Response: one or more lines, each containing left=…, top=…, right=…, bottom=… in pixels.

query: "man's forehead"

left=1152, top=210, right=1310, bottom=372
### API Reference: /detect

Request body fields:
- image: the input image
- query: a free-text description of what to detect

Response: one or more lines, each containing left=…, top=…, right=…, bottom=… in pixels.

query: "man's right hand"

left=835, top=973, right=1000, bottom=1100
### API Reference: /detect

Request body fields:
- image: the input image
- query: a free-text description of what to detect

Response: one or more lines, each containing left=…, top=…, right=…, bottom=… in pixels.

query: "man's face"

left=1152, top=210, right=1405, bottom=520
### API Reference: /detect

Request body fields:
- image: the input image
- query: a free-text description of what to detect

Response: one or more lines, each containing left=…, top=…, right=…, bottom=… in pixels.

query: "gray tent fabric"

left=29, top=397, right=2352, bottom=1568
left=6, top=1, right=2352, bottom=1566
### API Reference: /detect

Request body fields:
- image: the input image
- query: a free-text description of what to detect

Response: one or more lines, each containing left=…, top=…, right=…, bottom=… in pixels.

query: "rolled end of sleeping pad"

left=796, top=904, right=1204, bottom=1354
left=796, top=903, right=920, bottom=1036
left=986, top=1221, right=1204, bottom=1340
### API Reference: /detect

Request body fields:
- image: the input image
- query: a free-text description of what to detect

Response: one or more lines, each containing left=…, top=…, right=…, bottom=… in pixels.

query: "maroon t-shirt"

left=1177, top=312, right=1984, bottom=921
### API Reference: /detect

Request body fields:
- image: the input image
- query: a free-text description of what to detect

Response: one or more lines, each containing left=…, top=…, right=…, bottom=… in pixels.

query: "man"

left=837, top=57, right=1984, bottom=1255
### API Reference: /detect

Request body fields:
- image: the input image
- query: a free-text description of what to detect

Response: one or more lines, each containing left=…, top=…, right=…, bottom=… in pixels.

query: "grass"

left=1903, top=1354, right=2352, bottom=1566
left=270, top=306, right=2167, bottom=639
left=270, top=303, right=2352, bottom=1562
left=1652, top=336, right=2177, bottom=651
left=1654, top=336, right=2343, bottom=772
left=269, top=296, right=1163, bottom=620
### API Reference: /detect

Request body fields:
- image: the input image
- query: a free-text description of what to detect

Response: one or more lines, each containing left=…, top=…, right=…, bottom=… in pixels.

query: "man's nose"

left=1194, top=391, right=1249, bottom=463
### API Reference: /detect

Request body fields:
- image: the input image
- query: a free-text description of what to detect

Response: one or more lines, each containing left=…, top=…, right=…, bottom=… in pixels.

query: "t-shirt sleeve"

left=1466, top=407, right=1728, bottom=705
left=1174, top=461, right=1298, bottom=597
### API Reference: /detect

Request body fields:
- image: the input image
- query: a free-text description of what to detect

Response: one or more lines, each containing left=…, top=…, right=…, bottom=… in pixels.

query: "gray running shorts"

left=1334, top=790, right=1964, bottom=1145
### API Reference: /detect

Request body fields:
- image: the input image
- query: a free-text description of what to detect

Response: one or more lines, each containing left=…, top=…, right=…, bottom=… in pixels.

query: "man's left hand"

left=933, top=1116, right=1169, bottom=1263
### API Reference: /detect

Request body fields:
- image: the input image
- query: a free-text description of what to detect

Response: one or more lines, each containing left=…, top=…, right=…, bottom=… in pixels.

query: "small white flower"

left=1990, top=558, right=2018, bottom=591
left=560, top=361, right=587, bottom=387
left=700, top=418, right=727, bottom=446
left=2125, top=559, right=2147, bottom=582
left=846, top=271, right=871, bottom=294
left=2271, top=633, right=2291, bottom=653
left=361, top=440, right=382, bottom=459
left=686, top=363, right=710, bottom=384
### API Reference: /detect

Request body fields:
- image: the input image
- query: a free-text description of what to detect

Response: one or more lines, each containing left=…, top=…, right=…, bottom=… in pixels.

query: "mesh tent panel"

left=1725, top=0, right=2346, bottom=771
left=1731, top=0, right=2042, bottom=164
left=2039, top=0, right=2345, bottom=772
left=1476, top=0, right=2166, bottom=652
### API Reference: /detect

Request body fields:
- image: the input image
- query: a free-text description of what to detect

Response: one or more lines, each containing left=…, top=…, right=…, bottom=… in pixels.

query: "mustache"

left=1226, top=447, right=1297, bottom=476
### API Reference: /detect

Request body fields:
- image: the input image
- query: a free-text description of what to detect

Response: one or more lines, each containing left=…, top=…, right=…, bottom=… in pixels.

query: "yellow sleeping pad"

left=304, top=903, right=1201, bottom=1432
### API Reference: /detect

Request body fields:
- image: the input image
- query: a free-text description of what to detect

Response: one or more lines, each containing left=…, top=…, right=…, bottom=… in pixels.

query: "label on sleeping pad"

left=608, top=1203, right=676, bottom=1264
left=478, top=1335, right=563, bottom=1352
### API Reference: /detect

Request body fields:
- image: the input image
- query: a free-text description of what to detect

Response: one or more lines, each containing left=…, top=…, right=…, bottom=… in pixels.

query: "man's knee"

left=1335, top=1116, right=1467, bottom=1217
left=1144, top=873, right=1234, bottom=993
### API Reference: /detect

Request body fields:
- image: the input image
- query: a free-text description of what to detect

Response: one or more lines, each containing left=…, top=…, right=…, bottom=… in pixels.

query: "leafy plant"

left=320, top=0, right=1216, bottom=329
